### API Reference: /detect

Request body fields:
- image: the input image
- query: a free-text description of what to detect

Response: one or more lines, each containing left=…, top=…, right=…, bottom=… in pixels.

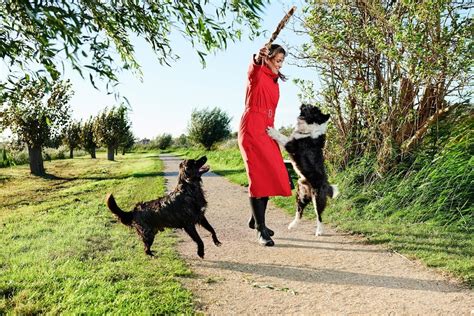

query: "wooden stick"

left=265, top=6, right=297, bottom=49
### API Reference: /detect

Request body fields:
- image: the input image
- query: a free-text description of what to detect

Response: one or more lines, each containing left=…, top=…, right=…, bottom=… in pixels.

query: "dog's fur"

left=106, top=156, right=221, bottom=258
left=267, top=104, right=339, bottom=236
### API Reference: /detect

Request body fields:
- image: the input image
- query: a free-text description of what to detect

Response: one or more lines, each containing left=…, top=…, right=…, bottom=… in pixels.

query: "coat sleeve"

left=248, top=55, right=263, bottom=82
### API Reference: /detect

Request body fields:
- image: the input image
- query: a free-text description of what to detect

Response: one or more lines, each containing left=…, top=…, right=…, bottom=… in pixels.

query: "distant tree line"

left=0, top=79, right=134, bottom=176
left=1, top=80, right=237, bottom=175
left=136, top=106, right=233, bottom=152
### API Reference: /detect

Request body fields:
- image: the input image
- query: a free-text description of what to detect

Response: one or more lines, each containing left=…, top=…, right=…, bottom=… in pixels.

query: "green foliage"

left=1, top=1, right=266, bottom=96
left=93, top=105, right=131, bottom=160
left=0, top=79, right=73, bottom=174
left=0, top=153, right=194, bottom=313
left=154, top=133, right=173, bottom=150
left=299, top=1, right=473, bottom=171
left=80, top=116, right=97, bottom=157
left=0, top=148, right=14, bottom=167
left=119, top=128, right=136, bottom=155
left=320, top=113, right=474, bottom=285
left=0, top=79, right=73, bottom=148
left=10, top=148, right=29, bottom=166
left=173, top=134, right=191, bottom=149
left=62, top=120, right=81, bottom=156
left=187, top=107, right=232, bottom=150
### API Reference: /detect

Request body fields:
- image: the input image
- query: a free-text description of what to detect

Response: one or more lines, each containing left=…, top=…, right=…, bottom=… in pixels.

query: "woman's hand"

left=255, top=46, right=269, bottom=64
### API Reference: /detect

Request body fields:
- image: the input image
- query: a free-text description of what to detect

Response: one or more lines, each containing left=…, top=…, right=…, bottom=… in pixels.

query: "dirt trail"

left=161, top=154, right=473, bottom=315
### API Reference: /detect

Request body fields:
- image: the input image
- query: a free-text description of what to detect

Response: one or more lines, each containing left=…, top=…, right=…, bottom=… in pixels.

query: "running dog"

left=267, top=104, right=339, bottom=236
left=106, top=156, right=221, bottom=258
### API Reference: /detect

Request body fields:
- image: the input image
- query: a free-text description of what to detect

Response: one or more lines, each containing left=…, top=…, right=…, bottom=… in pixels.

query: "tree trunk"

left=69, top=147, right=74, bottom=159
left=28, top=145, right=45, bottom=176
left=122, top=148, right=126, bottom=155
left=115, top=148, right=118, bottom=155
left=90, top=147, right=96, bottom=159
left=107, top=146, right=114, bottom=161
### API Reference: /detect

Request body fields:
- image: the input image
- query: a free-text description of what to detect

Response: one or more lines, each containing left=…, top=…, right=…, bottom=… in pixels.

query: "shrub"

left=187, top=107, right=231, bottom=150
left=154, top=133, right=173, bottom=150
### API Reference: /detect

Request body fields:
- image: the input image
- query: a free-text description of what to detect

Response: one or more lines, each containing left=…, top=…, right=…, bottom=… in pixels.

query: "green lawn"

left=0, top=152, right=194, bottom=314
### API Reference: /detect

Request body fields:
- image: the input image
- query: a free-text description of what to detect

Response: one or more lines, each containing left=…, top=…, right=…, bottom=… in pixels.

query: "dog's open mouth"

left=199, top=165, right=210, bottom=174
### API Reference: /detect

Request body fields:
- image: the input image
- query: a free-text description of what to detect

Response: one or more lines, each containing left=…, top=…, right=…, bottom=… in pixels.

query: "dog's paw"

left=214, top=240, right=222, bottom=247
left=288, top=218, right=299, bottom=230
left=315, top=222, right=324, bottom=236
left=198, top=249, right=205, bottom=258
left=266, top=127, right=279, bottom=139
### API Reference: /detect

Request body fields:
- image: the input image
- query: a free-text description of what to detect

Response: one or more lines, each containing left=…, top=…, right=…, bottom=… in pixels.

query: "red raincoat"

left=238, top=58, right=292, bottom=198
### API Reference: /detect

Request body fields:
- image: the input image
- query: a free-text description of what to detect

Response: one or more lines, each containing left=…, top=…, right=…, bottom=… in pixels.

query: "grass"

left=0, top=152, right=194, bottom=314
left=172, top=140, right=473, bottom=287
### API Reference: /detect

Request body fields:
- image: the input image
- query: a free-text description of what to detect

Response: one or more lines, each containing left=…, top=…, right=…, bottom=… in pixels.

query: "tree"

left=94, top=106, right=130, bottom=161
left=80, top=116, right=97, bottom=158
left=0, top=79, right=73, bottom=175
left=120, top=128, right=135, bottom=155
left=62, top=120, right=81, bottom=158
left=44, top=133, right=63, bottom=149
left=154, top=133, right=173, bottom=150
left=1, top=1, right=266, bottom=95
left=188, top=107, right=231, bottom=150
left=297, top=0, right=473, bottom=171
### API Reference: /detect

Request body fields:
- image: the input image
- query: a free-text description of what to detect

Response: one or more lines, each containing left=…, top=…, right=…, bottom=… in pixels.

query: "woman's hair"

left=268, top=44, right=287, bottom=82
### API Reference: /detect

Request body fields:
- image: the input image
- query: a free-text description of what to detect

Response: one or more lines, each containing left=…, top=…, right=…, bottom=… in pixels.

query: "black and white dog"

left=267, top=104, right=339, bottom=236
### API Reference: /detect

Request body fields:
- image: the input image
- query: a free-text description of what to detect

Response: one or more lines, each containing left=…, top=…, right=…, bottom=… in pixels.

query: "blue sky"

left=4, top=0, right=321, bottom=140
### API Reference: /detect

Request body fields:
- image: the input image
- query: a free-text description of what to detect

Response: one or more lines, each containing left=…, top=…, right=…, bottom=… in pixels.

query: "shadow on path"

left=203, top=260, right=462, bottom=293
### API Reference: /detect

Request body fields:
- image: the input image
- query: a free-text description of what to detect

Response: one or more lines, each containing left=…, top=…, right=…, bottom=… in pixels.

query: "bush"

left=0, top=148, right=15, bottom=167
left=11, top=148, right=29, bottom=166
left=154, top=133, right=173, bottom=150
left=187, top=107, right=231, bottom=150
left=43, top=146, right=68, bottom=160
left=172, top=134, right=191, bottom=149
left=331, top=111, right=474, bottom=230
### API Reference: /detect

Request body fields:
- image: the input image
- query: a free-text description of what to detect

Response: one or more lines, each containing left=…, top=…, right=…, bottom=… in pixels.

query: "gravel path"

left=161, top=154, right=473, bottom=315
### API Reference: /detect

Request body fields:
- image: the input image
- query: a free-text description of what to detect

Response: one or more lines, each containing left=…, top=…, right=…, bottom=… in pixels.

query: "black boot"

left=250, top=197, right=274, bottom=247
left=248, top=215, right=274, bottom=236
left=248, top=197, right=274, bottom=236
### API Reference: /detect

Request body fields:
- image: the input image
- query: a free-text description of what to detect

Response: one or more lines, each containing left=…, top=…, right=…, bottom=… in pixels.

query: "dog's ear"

left=300, top=103, right=311, bottom=111
left=323, top=113, right=330, bottom=122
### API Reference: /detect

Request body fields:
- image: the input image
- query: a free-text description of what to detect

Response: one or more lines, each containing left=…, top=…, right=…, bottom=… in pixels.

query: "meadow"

left=0, top=152, right=194, bottom=314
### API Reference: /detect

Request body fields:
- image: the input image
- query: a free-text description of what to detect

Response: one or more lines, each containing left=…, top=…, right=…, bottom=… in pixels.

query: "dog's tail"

left=328, top=184, right=340, bottom=199
left=106, top=194, right=133, bottom=226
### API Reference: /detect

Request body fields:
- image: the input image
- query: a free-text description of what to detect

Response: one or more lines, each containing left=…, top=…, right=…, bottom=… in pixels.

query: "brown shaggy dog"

left=106, top=156, right=221, bottom=258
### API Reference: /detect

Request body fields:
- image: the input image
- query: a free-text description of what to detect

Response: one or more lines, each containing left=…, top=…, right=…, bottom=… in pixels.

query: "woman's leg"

left=249, top=197, right=274, bottom=246
left=248, top=198, right=274, bottom=236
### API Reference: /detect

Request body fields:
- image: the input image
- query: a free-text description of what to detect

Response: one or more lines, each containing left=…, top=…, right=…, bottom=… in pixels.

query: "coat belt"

left=246, top=107, right=274, bottom=119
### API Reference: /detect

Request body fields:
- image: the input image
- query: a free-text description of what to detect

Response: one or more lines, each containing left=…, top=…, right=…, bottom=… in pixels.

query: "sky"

left=3, top=0, right=321, bottom=140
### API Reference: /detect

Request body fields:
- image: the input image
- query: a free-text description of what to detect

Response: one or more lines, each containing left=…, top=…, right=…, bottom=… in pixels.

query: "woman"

left=238, top=44, right=292, bottom=247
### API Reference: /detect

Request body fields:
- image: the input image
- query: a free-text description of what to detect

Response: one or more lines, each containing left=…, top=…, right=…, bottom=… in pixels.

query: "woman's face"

left=266, top=52, right=285, bottom=74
